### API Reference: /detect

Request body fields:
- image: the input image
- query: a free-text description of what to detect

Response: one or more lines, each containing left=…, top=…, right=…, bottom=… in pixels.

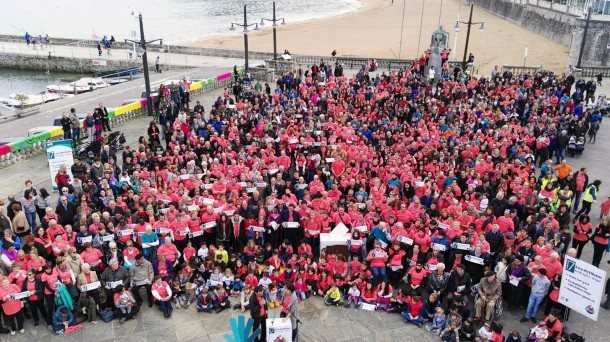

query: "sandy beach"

left=191, top=0, right=570, bottom=73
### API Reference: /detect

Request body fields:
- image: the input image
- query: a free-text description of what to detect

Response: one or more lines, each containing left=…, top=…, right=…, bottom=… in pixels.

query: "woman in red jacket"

left=387, top=241, right=406, bottom=285
left=0, top=277, right=24, bottom=334
left=366, top=241, right=388, bottom=284
left=359, top=281, right=377, bottom=305
left=572, top=215, right=592, bottom=259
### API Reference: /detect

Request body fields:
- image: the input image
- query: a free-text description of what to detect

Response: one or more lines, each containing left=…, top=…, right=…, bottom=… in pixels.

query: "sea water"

left=0, top=0, right=364, bottom=45
left=0, top=68, right=80, bottom=99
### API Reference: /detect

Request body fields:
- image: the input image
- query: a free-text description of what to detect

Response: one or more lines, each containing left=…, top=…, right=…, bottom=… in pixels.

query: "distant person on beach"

left=156, top=57, right=160, bottom=73
left=45, top=34, right=50, bottom=48
left=97, top=43, right=102, bottom=56
left=24, top=32, right=30, bottom=46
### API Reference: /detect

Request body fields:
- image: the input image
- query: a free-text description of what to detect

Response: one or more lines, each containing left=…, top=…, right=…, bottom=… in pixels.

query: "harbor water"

left=0, top=68, right=80, bottom=99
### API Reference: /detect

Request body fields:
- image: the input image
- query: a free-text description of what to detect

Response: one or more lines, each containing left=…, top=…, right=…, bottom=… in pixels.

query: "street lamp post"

left=231, top=5, right=259, bottom=72
left=455, top=4, right=484, bottom=69
left=125, top=13, right=164, bottom=117
left=260, top=1, right=286, bottom=61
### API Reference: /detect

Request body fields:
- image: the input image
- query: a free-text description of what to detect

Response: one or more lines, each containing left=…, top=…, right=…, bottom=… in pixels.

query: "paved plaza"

left=0, top=78, right=609, bottom=342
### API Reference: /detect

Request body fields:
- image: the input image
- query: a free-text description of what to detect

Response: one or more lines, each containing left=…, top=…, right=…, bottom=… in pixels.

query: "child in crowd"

left=344, top=283, right=360, bottom=308
left=600, top=196, right=610, bottom=219
left=506, top=330, right=522, bottom=342
left=427, top=307, right=447, bottom=334
left=197, top=287, right=212, bottom=313
left=325, top=283, right=341, bottom=306
left=528, top=324, right=548, bottom=342
left=266, top=283, right=280, bottom=308
left=171, top=280, right=187, bottom=309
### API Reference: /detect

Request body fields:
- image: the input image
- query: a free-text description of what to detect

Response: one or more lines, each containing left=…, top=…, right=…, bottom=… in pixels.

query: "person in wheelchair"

left=474, top=271, right=502, bottom=322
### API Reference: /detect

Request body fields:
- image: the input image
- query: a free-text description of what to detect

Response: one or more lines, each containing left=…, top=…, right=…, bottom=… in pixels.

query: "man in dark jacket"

left=446, top=264, right=472, bottom=307
left=98, top=102, right=111, bottom=132
left=55, top=196, right=77, bottom=226
left=489, top=193, right=509, bottom=218
left=249, top=286, right=268, bottom=342
left=101, top=260, right=131, bottom=308
left=486, top=224, right=505, bottom=259
left=60, top=112, right=72, bottom=139
left=70, top=157, right=87, bottom=181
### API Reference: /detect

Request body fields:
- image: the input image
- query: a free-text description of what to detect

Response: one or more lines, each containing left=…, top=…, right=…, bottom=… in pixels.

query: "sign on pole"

left=45, top=139, right=74, bottom=191
left=558, top=255, right=607, bottom=321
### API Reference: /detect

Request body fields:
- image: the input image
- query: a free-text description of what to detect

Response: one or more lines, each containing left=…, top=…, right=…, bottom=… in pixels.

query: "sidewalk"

left=0, top=41, right=263, bottom=69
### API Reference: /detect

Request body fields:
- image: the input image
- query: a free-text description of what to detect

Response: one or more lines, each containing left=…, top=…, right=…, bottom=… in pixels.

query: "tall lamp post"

left=455, top=4, right=484, bottom=69
left=230, top=5, right=259, bottom=72
left=576, top=6, right=593, bottom=69
left=125, top=13, right=164, bottom=117
left=260, top=1, right=286, bottom=60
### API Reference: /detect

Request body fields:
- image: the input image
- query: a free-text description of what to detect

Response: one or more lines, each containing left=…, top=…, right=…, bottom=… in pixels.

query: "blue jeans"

left=371, top=266, right=386, bottom=284
left=326, top=297, right=340, bottom=305
left=573, top=191, right=583, bottom=212
left=25, top=211, right=37, bottom=229
left=556, top=148, right=566, bottom=164
left=525, top=294, right=544, bottom=319
left=158, top=300, right=172, bottom=313
left=401, top=312, right=424, bottom=327
left=72, top=127, right=80, bottom=141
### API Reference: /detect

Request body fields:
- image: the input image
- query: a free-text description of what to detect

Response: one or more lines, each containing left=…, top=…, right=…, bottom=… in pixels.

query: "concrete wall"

left=0, top=52, right=146, bottom=74
left=472, top=0, right=610, bottom=68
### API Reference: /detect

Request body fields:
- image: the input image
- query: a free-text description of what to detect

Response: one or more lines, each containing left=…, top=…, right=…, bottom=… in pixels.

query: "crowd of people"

left=0, top=56, right=607, bottom=342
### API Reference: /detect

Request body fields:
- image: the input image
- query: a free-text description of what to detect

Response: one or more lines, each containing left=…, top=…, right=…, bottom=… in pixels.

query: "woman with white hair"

left=76, top=263, right=101, bottom=318
left=426, top=262, right=449, bottom=298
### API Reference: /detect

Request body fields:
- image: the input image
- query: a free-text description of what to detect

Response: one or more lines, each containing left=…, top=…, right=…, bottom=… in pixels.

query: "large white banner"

left=558, top=255, right=607, bottom=321
left=45, top=139, right=74, bottom=191
left=266, top=318, right=292, bottom=342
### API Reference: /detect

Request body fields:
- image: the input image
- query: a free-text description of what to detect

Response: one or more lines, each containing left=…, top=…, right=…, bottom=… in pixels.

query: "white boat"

left=0, top=92, right=62, bottom=108
left=9, top=92, right=62, bottom=105
left=47, top=77, right=109, bottom=94
left=46, top=83, right=90, bottom=94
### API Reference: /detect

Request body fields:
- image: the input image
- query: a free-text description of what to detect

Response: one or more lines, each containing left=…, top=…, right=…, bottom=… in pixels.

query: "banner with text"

left=558, top=255, right=606, bottom=321
left=46, top=139, right=75, bottom=191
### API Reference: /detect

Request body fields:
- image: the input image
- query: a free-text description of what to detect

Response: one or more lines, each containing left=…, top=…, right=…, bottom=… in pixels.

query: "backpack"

left=99, top=308, right=115, bottom=323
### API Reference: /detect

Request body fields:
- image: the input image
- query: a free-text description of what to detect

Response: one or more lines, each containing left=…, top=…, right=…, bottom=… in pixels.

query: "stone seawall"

left=472, top=0, right=610, bottom=68
left=0, top=52, right=148, bottom=74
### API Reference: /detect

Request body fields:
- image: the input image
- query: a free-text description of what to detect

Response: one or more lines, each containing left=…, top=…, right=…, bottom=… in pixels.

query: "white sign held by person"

left=45, top=139, right=75, bottom=191
left=558, top=256, right=606, bottom=321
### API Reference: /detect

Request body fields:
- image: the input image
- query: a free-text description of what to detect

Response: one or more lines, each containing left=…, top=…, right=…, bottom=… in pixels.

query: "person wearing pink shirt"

left=157, top=238, right=179, bottom=264
left=0, top=277, right=24, bottom=334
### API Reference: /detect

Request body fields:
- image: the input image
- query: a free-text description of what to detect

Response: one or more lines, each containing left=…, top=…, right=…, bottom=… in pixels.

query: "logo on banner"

left=47, top=152, right=55, bottom=159
left=565, top=259, right=576, bottom=273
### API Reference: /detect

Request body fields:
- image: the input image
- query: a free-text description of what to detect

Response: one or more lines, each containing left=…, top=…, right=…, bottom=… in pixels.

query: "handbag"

left=99, top=308, right=115, bottom=323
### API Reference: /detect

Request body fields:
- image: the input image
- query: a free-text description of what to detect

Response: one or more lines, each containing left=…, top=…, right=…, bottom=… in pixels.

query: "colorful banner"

left=45, top=139, right=75, bottom=191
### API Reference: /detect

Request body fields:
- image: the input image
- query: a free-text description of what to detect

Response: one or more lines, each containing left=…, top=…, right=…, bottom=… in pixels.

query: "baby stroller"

left=567, top=135, right=586, bottom=158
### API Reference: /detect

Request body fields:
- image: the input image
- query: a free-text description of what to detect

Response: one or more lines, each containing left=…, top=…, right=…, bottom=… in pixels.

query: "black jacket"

left=55, top=202, right=77, bottom=226
left=446, top=270, right=472, bottom=296
left=249, top=293, right=267, bottom=320
left=21, top=277, right=44, bottom=299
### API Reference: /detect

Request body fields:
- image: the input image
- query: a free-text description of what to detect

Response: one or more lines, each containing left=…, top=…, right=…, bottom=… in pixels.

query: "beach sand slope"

left=191, top=0, right=569, bottom=73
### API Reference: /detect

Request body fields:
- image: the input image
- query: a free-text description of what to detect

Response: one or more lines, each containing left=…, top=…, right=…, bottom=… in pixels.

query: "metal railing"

left=502, top=65, right=543, bottom=75
left=580, top=66, right=610, bottom=77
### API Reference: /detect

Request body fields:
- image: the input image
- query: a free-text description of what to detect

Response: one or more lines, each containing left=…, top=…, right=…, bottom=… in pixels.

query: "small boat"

left=46, top=83, right=90, bottom=94
left=0, top=92, right=63, bottom=108
left=46, top=77, right=108, bottom=94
